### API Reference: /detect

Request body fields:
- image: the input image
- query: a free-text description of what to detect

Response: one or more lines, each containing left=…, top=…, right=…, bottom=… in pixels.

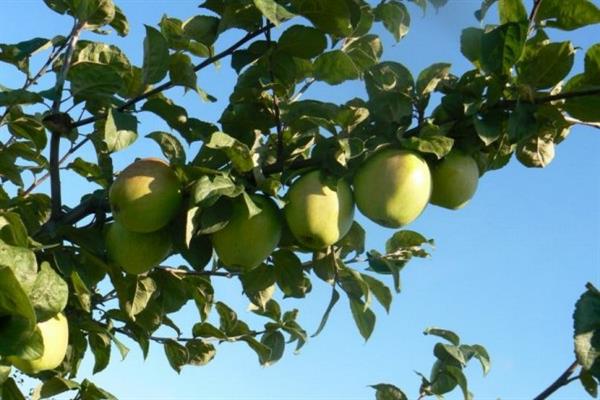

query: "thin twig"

left=532, top=361, right=579, bottom=400
left=564, top=115, right=600, bottom=130
left=528, top=0, right=544, bottom=33
left=290, top=78, right=315, bottom=103
left=161, top=267, right=240, bottom=278
left=72, top=23, right=274, bottom=129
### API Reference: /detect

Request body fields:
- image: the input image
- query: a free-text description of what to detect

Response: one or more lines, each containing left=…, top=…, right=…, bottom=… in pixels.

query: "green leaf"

left=123, top=276, right=157, bottom=320
left=517, top=41, right=575, bottom=89
left=473, top=110, right=505, bottom=146
left=272, top=249, right=311, bottom=298
left=0, top=212, right=29, bottom=247
left=374, top=1, right=410, bottom=42
left=182, top=15, right=219, bottom=46
left=481, top=22, right=527, bottom=75
left=508, top=102, right=537, bottom=142
left=109, top=5, right=129, bottom=36
left=40, top=377, right=80, bottom=399
left=278, top=25, right=326, bottom=59
left=146, top=131, right=186, bottom=165
left=8, top=117, right=47, bottom=151
left=192, top=322, right=227, bottom=340
left=79, top=379, right=117, bottom=400
left=142, top=25, right=169, bottom=85
left=362, top=274, right=392, bottom=313
left=424, top=327, right=460, bottom=346
left=260, top=330, right=285, bottom=365
left=365, top=61, right=414, bottom=98
left=142, top=97, right=189, bottom=133
left=0, top=240, right=38, bottom=293
left=0, top=37, right=52, bottom=74
left=444, top=365, right=470, bottom=400
left=72, top=0, right=116, bottom=26
left=400, top=131, right=454, bottom=160
left=169, top=53, right=197, bottom=92
left=469, top=344, right=492, bottom=375
left=241, top=336, right=272, bottom=365
left=68, top=62, right=123, bottom=100
left=312, top=286, right=340, bottom=337
left=0, top=266, right=38, bottom=357
left=290, top=0, right=354, bottom=37
left=89, top=332, right=111, bottom=374
left=314, top=50, right=361, bottom=85
left=67, top=157, right=108, bottom=188
left=185, top=339, right=216, bottom=366
left=102, top=108, right=137, bottom=153
left=434, top=343, right=466, bottom=366
left=417, top=63, right=451, bottom=97
left=536, top=0, right=600, bottom=31
left=370, top=384, right=408, bottom=400
left=29, top=262, right=68, bottom=322
left=516, top=134, right=555, bottom=168
left=205, top=131, right=254, bottom=172
left=579, top=369, right=599, bottom=397
left=461, top=27, right=484, bottom=68
left=574, top=283, right=600, bottom=378
left=498, top=0, right=527, bottom=23
left=562, top=74, right=600, bottom=122
left=0, top=89, right=43, bottom=107
left=2, top=378, right=26, bottom=400
left=474, top=0, right=498, bottom=21
left=349, top=297, right=376, bottom=341
left=584, top=44, right=600, bottom=85
left=253, top=0, right=295, bottom=25
left=164, top=339, right=188, bottom=373
left=344, top=35, right=383, bottom=72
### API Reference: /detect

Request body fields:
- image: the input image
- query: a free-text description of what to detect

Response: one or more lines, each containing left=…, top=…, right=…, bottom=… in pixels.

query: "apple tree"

left=0, top=0, right=599, bottom=399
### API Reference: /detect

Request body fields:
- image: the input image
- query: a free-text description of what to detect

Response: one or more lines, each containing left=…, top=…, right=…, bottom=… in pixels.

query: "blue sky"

left=1, top=1, right=599, bottom=399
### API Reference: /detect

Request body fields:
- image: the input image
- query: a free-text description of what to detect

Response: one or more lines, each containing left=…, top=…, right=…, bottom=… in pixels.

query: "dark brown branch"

left=48, top=20, right=85, bottom=221
left=495, top=87, right=600, bottom=108
left=73, top=23, right=274, bottom=129
left=533, top=361, right=579, bottom=400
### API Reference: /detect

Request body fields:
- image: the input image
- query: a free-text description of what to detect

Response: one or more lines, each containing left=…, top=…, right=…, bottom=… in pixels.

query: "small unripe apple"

left=353, top=149, right=431, bottom=228
left=109, top=158, right=182, bottom=233
left=430, top=150, right=479, bottom=210
left=284, top=170, right=355, bottom=250
left=8, top=313, right=69, bottom=374
left=106, top=222, right=172, bottom=274
left=211, top=195, right=282, bottom=270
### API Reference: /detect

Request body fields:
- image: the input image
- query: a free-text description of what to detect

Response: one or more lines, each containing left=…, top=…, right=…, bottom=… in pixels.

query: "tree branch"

left=533, top=361, right=579, bottom=400
left=48, top=20, right=86, bottom=221
left=72, top=23, right=274, bottom=129
left=161, top=267, right=240, bottom=278
left=564, top=115, right=600, bottom=130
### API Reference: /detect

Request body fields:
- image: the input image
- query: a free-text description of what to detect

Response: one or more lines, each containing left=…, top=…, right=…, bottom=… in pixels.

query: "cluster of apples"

left=105, top=147, right=479, bottom=274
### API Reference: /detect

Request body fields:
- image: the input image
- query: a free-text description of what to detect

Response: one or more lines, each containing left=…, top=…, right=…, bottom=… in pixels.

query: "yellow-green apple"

left=106, top=222, right=172, bottom=274
left=430, top=150, right=479, bottom=209
left=284, top=170, right=354, bottom=250
left=109, top=158, right=182, bottom=233
left=8, top=313, right=69, bottom=374
left=211, top=195, right=282, bottom=270
left=353, top=148, right=431, bottom=228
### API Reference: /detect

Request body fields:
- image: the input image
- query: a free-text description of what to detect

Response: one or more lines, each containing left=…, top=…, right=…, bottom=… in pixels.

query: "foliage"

left=0, top=0, right=598, bottom=398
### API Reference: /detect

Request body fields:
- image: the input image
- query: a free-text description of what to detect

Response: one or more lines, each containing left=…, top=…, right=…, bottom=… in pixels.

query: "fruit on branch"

left=353, top=148, right=432, bottom=228
left=429, top=150, right=479, bottom=210
left=211, top=195, right=282, bottom=270
left=284, top=170, right=355, bottom=250
left=7, top=313, right=69, bottom=374
left=109, top=158, right=182, bottom=233
left=106, top=222, right=172, bottom=274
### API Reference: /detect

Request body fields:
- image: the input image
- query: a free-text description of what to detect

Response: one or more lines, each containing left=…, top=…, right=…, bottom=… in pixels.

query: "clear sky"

left=1, top=1, right=599, bottom=399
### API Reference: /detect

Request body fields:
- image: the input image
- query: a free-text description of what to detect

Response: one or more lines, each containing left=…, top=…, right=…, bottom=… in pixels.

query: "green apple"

left=353, top=148, right=431, bottom=228
left=211, top=195, right=282, bottom=270
left=109, top=158, right=182, bottom=233
left=8, top=313, right=69, bottom=374
left=430, top=150, right=479, bottom=210
left=106, top=222, right=172, bottom=274
left=284, top=170, right=355, bottom=250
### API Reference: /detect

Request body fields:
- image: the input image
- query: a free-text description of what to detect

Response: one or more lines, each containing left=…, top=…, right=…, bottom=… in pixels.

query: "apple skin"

left=211, top=195, right=282, bottom=270
left=430, top=150, right=479, bottom=210
left=284, top=170, right=355, bottom=250
left=109, top=158, right=182, bottom=233
left=106, top=222, right=172, bottom=274
left=353, top=148, right=431, bottom=228
left=8, top=313, right=69, bottom=374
